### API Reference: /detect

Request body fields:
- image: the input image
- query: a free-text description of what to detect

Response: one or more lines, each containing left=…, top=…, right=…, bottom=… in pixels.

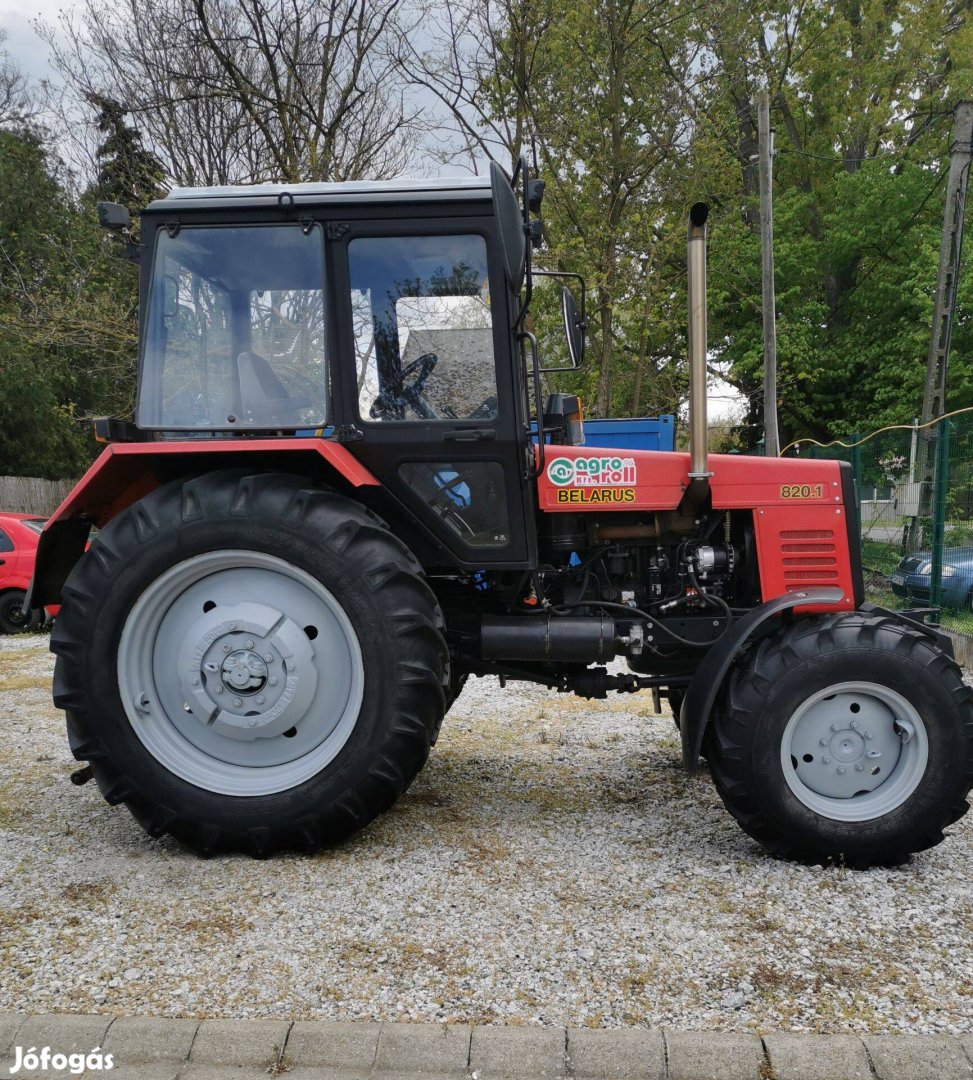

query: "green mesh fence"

left=793, top=412, right=973, bottom=638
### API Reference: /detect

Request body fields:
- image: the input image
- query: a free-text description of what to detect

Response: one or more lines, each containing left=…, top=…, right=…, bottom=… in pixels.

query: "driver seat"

left=237, top=351, right=298, bottom=424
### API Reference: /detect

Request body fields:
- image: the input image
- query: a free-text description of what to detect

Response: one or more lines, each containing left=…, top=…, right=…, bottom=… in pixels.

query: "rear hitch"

left=70, top=765, right=94, bottom=786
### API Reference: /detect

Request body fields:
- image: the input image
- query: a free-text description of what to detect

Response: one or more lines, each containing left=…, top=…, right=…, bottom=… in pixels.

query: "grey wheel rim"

left=117, top=550, right=364, bottom=796
left=780, top=681, right=929, bottom=822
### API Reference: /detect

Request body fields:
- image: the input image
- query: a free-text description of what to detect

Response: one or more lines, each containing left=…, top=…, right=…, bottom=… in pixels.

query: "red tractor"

left=28, top=162, right=973, bottom=864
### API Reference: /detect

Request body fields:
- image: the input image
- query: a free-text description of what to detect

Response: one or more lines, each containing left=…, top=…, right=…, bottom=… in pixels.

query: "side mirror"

left=97, top=201, right=131, bottom=233
left=163, top=273, right=181, bottom=320
left=561, top=286, right=585, bottom=367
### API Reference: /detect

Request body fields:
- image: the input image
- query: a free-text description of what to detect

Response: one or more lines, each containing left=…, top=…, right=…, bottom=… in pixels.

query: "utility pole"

left=758, top=91, right=780, bottom=457
left=920, top=101, right=973, bottom=427
left=914, top=100, right=973, bottom=530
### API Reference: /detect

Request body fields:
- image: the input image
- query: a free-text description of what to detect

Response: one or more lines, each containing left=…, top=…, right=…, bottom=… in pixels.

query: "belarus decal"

left=556, top=487, right=636, bottom=504
left=547, top=455, right=637, bottom=487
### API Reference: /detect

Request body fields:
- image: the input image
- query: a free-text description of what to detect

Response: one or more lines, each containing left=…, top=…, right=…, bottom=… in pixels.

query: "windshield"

left=139, top=224, right=327, bottom=430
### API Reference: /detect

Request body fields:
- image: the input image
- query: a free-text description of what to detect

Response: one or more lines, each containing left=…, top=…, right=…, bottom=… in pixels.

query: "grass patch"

left=62, top=881, right=113, bottom=904
left=861, top=539, right=903, bottom=576
left=176, top=912, right=256, bottom=943
left=0, top=673, right=49, bottom=692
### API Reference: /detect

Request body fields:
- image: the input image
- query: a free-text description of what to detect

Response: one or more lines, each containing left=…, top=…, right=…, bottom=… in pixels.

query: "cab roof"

left=146, top=175, right=493, bottom=213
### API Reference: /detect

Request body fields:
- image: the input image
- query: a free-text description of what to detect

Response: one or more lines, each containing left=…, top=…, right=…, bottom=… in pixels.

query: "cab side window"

left=0, top=528, right=13, bottom=553
left=348, top=235, right=498, bottom=422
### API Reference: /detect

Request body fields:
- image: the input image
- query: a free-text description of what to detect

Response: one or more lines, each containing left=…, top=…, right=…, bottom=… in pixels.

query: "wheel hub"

left=829, top=727, right=866, bottom=763
left=220, top=649, right=268, bottom=693
left=177, top=601, right=318, bottom=741
left=788, top=690, right=903, bottom=799
left=780, top=681, right=929, bottom=821
left=117, top=550, right=364, bottom=796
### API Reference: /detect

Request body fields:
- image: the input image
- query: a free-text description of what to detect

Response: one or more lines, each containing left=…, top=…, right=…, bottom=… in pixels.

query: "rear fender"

left=27, top=439, right=379, bottom=609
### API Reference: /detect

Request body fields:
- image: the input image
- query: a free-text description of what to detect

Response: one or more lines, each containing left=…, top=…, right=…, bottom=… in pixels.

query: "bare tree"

left=40, top=0, right=424, bottom=187
left=392, top=0, right=552, bottom=172
left=399, top=0, right=704, bottom=415
left=0, top=29, right=35, bottom=126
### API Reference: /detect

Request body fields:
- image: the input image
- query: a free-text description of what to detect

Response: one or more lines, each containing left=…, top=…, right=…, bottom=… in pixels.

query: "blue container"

left=581, top=415, right=676, bottom=452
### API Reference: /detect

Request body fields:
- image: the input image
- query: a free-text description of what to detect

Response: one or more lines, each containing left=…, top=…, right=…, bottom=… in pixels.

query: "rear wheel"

left=707, top=613, right=973, bottom=866
left=51, top=471, right=447, bottom=855
left=0, top=590, right=41, bottom=634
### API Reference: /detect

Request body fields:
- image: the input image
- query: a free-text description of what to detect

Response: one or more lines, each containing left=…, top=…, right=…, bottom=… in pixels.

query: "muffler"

left=683, top=202, right=711, bottom=512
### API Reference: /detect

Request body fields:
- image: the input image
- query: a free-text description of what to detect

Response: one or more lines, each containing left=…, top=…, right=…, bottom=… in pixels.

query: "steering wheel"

left=369, top=352, right=440, bottom=419
left=398, top=352, right=439, bottom=415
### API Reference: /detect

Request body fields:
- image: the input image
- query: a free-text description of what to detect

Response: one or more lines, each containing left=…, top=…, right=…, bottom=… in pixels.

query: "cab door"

left=330, top=221, right=535, bottom=569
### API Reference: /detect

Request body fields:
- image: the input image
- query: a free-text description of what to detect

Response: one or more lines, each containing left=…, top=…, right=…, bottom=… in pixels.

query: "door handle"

left=0, top=559, right=5, bottom=566
left=444, top=429, right=496, bottom=442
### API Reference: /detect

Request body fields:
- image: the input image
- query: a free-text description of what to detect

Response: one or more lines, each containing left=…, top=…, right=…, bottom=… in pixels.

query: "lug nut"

left=270, top=677, right=279, bottom=686
left=192, top=677, right=200, bottom=686
left=215, top=685, right=223, bottom=694
left=819, top=738, right=828, bottom=747
left=855, top=763, right=865, bottom=772
left=246, top=640, right=254, bottom=649
left=256, top=695, right=265, bottom=704
left=837, top=766, right=846, bottom=775
left=849, top=720, right=859, bottom=730
left=831, top=724, right=839, bottom=732
left=223, top=644, right=230, bottom=651
left=822, top=757, right=831, bottom=764
left=864, top=731, right=872, bottom=740
left=233, top=698, right=242, bottom=707
left=264, top=654, right=273, bottom=663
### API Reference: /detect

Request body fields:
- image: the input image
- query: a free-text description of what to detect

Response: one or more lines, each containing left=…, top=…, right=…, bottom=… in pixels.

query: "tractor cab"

left=126, top=165, right=574, bottom=569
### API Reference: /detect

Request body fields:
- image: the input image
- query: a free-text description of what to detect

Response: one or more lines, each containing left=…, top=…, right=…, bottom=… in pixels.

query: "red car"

left=0, top=513, right=51, bottom=633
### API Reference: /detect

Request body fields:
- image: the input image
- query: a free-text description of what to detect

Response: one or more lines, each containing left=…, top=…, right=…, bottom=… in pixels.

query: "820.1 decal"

left=779, top=483, right=824, bottom=499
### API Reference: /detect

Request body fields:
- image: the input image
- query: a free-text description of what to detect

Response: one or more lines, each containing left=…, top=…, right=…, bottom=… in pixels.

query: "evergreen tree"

left=88, top=94, right=165, bottom=209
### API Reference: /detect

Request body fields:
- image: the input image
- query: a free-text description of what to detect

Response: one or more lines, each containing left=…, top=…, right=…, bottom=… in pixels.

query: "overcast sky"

left=2, top=0, right=71, bottom=83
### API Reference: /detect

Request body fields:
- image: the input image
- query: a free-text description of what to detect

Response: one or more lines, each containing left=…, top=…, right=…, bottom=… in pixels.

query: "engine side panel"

left=536, top=447, right=855, bottom=612
left=752, top=503, right=855, bottom=611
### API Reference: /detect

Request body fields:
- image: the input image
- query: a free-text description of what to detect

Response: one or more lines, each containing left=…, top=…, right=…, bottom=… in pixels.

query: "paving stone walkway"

left=2, top=1014, right=972, bottom=1080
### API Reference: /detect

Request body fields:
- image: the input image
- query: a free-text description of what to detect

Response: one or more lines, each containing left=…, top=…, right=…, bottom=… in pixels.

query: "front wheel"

left=707, top=614, right=973, bottom=867
left=51, top=471, right=447, bottom=855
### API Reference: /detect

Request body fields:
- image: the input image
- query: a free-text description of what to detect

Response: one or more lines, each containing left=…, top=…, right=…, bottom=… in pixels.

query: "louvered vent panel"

left=778, top=529, right=838, bottom=591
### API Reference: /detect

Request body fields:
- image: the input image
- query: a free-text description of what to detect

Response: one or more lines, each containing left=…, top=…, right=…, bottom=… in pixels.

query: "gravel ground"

left=1, top=632, right=971, bottom=1035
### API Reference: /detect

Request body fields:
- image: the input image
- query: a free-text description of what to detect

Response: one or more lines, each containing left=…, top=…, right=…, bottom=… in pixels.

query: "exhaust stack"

left=687, top=202, right=711, bottom=483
